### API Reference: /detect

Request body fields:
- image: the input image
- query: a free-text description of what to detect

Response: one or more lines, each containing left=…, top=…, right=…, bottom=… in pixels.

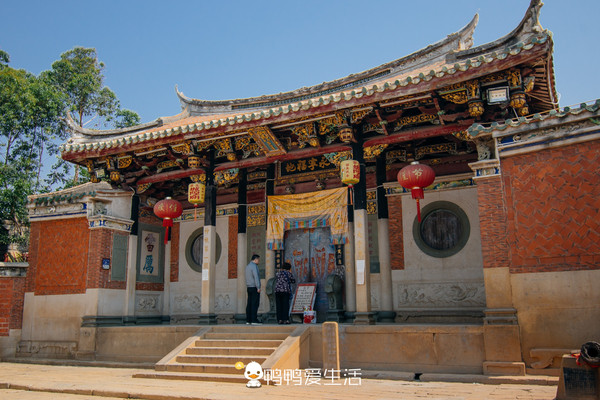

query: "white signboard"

left=291, top=283, right=317, bottom=313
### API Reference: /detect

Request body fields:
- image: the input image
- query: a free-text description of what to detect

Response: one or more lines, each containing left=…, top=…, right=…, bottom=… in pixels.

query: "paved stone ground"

left=0, top=362, right=559, bottom=400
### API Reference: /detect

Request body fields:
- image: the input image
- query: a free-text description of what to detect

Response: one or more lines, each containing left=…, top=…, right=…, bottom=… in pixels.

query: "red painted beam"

left=136, top=168, right=206, bottom=185
left=214, top=143, right=352, bottom=171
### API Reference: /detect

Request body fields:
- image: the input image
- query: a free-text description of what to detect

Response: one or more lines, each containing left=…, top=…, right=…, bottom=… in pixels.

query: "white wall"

left=392, top=186, right=486, bottom=311
left=172, top=214, right=236, bottom=316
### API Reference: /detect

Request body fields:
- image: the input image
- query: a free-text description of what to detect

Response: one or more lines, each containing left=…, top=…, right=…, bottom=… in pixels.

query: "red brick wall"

left=27, top=219, right=130, bottom=296
left=502, top=140, right=600, bottom=273
left=228, top=216, right=238, bottom=279
left=31, top=218, right=90, bottom=295
left=0, top=276, right=26, bottom=335
left=388, top=195, right=405, bottom=270
left=86, top=229, right=127, bottom=290
left=476, top=175, right=511, bottom=269
left=170, top=222, right=180, bottom=282
left=136, top=282, right=164, bottom=291
left=25, top=222, right=40, bottom=293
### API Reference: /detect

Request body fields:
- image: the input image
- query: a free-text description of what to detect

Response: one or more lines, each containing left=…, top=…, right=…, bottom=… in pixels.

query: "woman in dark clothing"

left=274, top=262, right=296, bottom=324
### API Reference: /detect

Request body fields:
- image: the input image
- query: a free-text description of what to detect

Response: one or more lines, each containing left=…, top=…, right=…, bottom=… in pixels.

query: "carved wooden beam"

left=363, top=123, right=470, bottom=147
left=374, top=109, right=389, bottom=135
left=215, top=143, right=352, bottom=172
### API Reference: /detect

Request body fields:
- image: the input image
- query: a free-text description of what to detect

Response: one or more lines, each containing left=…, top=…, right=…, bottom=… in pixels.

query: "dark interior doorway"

left=283, top=227, right=337, bottom=322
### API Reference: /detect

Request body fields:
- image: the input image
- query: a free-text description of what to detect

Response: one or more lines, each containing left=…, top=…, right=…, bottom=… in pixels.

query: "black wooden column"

left=351, top=127, right=367, bottom=210
left=235, top=168, right=248, bottom=323
left=376, top=154, right=395, bottom=322
left=351, top=126, right=375, bottom=324
left=204, top=150, right=217, bottom=227
left=238, top=168, right=247, bottom=234
left=199, top=149, right=217, bottom=324
left=376, top=156, right=389, bottom=220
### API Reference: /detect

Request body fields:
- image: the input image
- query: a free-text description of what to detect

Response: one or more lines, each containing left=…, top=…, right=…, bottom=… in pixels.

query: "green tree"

left=0, top=51, right=65, bottom=251
left=0, top=47, right=141, bottom=254
left=115, top=109, right=141, bottom=128
left=45, top=47, right=140, bottom=186
left=0, top=50, right=9, bottom=69
left=0, top=66, right=34, bottom=164
left=0, top=162, right=34, bottom=249
left=46, top=47, right=119, bottom=128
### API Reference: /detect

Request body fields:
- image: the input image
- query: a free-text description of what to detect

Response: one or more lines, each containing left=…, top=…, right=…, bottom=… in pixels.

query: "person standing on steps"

left=275, top=262, right=295, bottom=324
left=245, top=254, right=262, bottom=325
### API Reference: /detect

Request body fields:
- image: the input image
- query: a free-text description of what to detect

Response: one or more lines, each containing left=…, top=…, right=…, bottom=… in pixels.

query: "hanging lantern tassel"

left=348, top=185, right=354, bottom=206
left=162, top=218, right=173, bottom=245
left=397, top=162, right=435, bottom=223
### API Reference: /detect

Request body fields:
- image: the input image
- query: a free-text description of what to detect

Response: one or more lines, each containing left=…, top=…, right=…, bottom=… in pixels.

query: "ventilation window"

left=412, top=201, right=470, bottom=258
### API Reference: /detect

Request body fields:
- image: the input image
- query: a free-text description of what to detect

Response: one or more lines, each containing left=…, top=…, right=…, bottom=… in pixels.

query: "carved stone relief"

left=173, top=294, right=202, bottom=313
left=135, top=293, right=161, bottom=313
left=17, top=340, right=77, bottom=357
left=396, top=282, right=485, bottom=308
left=215, top=294, right=232, bottom=312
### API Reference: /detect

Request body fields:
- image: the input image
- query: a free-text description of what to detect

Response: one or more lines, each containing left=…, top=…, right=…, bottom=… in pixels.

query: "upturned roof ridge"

left=454, top=0, right=545, bottom=59
left=64, top=109, right=191, bottom=139
left=60, top=1, right=554, bottom=155
left=175, top=13, right=479, bottom=115
left=467, top=99, right=600, bottom=137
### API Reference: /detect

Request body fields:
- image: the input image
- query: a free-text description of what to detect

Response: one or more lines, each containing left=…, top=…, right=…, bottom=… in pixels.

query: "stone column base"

left=376, top=311, right=396, bottom=323
left=353, top=312, right=376, bottom=325
left=344, top=312, right=355, bottom=323
left=198, top=314, right=217, bottom=325
left=326, top=310, right=345, bottom=322
left=483, top=361, right=526, bottom=376
left=261, top=311, right=277, bottom=324
left=77, top=327, right=97, bottom=360
left=234, top=313, right=248, bottom=324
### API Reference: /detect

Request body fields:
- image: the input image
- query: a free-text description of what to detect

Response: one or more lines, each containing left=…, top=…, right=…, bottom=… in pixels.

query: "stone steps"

left=193, top=339, right=284, bottom=347
left=186, top=346, right=276, bottom=356
left=138, top=325, right=295, bottom=383
left=133, top=370, right=248, bottom=383
left=175, top=354, right=268, bottom=365
left=202, top=332, right=290, bottom=340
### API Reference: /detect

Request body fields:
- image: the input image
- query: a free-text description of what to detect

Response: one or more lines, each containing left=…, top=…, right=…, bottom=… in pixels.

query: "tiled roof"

left=60, top=0, right=553, bottom=156
left=467, top=99, right=600, bottom=137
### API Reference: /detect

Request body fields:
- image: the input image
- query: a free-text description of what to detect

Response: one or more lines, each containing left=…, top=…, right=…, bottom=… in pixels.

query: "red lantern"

left=153, top=197, right=183, bottom=244
left=397, top=161, right=435, bottom=222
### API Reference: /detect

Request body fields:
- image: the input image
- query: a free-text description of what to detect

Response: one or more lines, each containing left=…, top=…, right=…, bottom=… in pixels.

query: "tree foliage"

left=115, top=109, right=141, bottom=128
left=46, top=47, right=120, bottom=128
left=0, top=46, right=140, bottom=254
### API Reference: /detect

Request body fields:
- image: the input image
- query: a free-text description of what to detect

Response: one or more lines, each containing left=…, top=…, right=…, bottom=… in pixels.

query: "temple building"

left=1, top=0, right=598, bottom=377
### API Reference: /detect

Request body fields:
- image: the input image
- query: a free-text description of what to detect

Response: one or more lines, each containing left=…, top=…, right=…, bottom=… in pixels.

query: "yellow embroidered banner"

left=267, top=187, right=349, bottom=250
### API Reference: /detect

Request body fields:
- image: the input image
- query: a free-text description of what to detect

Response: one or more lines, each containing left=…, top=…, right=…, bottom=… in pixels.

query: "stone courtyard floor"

left=0, top=362, right=559, bottom=400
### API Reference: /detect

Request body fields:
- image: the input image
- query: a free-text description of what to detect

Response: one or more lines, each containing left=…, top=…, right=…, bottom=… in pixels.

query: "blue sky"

left=3, top=0, right=600, bottom=125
